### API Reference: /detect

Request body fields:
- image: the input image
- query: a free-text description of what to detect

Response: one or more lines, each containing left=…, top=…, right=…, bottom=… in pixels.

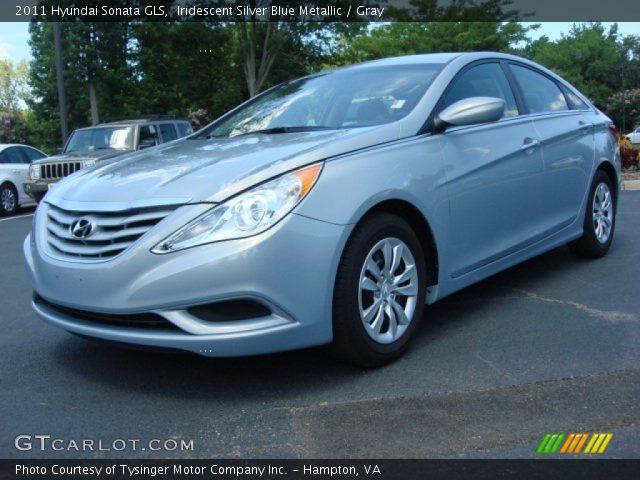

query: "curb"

left=622, top=179, right=640, bottom=191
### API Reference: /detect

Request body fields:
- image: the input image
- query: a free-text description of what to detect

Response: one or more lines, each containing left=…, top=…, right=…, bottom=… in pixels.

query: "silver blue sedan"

left=24, top=52, right=621, bottom=366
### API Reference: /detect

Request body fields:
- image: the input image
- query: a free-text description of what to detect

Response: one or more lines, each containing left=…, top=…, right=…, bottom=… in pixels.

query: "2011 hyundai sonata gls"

left=24, top=52, right=620, bottom=367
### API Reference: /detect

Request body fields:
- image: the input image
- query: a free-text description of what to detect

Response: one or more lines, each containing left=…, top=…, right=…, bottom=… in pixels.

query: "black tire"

left=0, top=183, right=18, bottom=216
left=329, top=212, right=426, bottom=368
left=569, top=169, right=616, bottom=258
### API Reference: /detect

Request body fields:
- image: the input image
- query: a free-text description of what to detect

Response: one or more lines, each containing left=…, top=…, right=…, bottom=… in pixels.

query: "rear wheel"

left=330, top=213, right=426, bottom=367
left=0, top=183, right=18, bottom=216
left=569, top=170, right=616, bottom=258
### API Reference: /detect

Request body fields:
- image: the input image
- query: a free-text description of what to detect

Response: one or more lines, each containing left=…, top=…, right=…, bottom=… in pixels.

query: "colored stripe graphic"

left=585, top=433, right=614, bottom=454
left=584, top=433, right=599, bottom=453
left=597, top=433, right=613, bottom=453
left=537, top=434, right=552, bottom=454
left=574, top=433, right=589, bottom=453
left=560, top=433, right=575, bottom=453
left=537, top=433, right=565, bottom=453
left=539, top=433, right=613, bottom=454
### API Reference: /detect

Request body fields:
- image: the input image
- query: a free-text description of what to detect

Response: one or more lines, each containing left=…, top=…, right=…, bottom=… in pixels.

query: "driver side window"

left=138, top=125, right=159, bottom=149
left=444, top=63, right=519, bottom=118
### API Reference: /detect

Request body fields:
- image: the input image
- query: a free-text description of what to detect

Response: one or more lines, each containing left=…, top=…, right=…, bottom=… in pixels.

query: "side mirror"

left=56, top=148, right=63, bottom=154
left=138, top=139, right=156, bottom=150
left=434, top=97, right=505, bottom=132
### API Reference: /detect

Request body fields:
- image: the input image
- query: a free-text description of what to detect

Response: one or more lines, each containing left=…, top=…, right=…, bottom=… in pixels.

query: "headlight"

left=83, top=159, right=96, bottom=168
left=29, top=164, right=41, bottom=181
left=151, top=163, right=323, bottom=254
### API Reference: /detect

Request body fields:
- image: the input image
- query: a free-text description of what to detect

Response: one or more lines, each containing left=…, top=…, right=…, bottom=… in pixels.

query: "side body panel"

left=437, top=116, right=545, bottom=278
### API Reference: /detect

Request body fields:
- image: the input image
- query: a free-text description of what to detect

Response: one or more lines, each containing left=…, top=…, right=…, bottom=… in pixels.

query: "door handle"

left=12, top=169, right=20, bottom=174
left=521, top=138, right=540, bottom=151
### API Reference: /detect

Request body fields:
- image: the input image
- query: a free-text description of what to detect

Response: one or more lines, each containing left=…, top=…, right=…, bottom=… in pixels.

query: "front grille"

left=34, top=294, right=178, bottom=330
left=40, top=162, right=84, bottom=180
left=45, top=203, right=175, bottom=260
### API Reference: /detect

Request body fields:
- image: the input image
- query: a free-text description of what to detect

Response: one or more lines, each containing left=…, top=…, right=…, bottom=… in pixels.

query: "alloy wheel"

left=1, top=188, right=16, bottom=214
left=358, top=237, right=419, bottom=344
left=593, top=182, right=613, bottom=244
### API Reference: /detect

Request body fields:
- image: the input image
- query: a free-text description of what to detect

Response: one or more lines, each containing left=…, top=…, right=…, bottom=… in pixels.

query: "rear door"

left=437, top=61, right=546, bottom=278
left=508, top=63, right=594, bottom=230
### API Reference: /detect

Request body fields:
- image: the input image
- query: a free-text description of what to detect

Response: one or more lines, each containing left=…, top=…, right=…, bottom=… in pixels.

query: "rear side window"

left=138, top=125, right=160, bottom=148
left=510, top=65, right=568, bottom=114
left=176, top=122, right=192, bottom=137
left=21, top=147, right=46, bottom=162
left=159, top=123, right=177, bottom=142
left=443, top=63, right=519, bottom=118
left=560, top=85, right=590, bottom=110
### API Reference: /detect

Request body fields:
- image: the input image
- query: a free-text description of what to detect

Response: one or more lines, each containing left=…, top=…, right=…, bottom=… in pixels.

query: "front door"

left=436, top=62, right=546, bottom=278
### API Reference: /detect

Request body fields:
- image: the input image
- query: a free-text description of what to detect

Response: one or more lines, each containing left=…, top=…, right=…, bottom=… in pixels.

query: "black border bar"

left=1, top=0, right=640, bottom=22
left=3, top=459, right=640, bottom=480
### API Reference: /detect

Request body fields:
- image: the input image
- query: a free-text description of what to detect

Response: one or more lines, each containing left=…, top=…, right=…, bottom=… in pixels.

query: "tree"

left=520, top=23, right=640, bottom=128
left=523, top=24, right=625, bottom=110
left=0, top=59, right=30, bottom=112
left=330, top=22, right=532, bottom=66
left=133, top=22, right=244, bottom=119
left=224, top=1, right=365, bottom=97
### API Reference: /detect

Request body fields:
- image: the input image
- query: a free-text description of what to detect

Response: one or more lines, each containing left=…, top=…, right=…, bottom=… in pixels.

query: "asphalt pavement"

left=1, top=194, right=639, bottom=459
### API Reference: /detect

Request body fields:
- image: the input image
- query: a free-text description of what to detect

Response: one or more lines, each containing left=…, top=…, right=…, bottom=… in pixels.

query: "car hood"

left=48, top=125, right=400, bottom=207
left=34, top=149, right=130, bottom=164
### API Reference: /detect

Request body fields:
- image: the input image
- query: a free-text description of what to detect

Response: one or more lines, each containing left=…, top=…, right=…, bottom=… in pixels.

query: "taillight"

left=609, top=123, right=620, bottom=141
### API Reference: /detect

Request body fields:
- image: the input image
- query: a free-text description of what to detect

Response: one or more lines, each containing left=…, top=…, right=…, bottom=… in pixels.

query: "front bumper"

left=24, top=203, right=350, bottom=357
left=24, top=180, right=54, bottom=201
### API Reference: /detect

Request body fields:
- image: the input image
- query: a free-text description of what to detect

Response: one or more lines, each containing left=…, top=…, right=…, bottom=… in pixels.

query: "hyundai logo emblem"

left=69, top=218, right=95, bottom=239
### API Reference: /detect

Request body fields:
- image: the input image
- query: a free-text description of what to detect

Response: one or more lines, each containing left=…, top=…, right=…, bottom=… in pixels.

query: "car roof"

left=352, top=51, right=541, bottom=69
left=0, top=143, right=36, bottom=151
left=74, top=118, right=190, bottom=131
left=354, top=53, right=464, bottom=68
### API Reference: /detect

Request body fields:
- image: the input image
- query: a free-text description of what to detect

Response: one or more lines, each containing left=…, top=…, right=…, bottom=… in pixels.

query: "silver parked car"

left=24, top=53, right=621, bottom=366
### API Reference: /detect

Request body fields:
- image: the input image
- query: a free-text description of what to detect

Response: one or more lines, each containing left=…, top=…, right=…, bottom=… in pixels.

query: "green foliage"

left=329, top=22, right=532, bottom=67
left=0, top=59, right=31, bottom=112
left=522, top=24, right=628, bottom=110
left=606, top=89, right=640, bottom=133
left=133, top=22, right=244, bottom=117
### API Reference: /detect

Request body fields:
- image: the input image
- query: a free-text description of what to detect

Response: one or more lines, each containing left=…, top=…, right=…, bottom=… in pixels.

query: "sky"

left=1, top=22, right=640, bottom=63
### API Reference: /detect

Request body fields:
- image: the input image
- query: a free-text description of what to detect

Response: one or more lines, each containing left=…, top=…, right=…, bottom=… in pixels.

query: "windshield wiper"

left=191, top=125, right=336, bottom=140
left=237, top=126, right=336, bottom=136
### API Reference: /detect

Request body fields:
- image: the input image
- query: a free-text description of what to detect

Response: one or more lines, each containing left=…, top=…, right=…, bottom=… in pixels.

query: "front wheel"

left=330, top=213, right=426, bottom=367
left=0, top=183, right=18, bottom=216
left=569, top=170, right=616, bottom=258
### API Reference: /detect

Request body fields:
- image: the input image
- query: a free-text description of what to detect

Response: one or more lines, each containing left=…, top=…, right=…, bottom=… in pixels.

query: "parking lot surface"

left=1, top=193, right=639, bottom=459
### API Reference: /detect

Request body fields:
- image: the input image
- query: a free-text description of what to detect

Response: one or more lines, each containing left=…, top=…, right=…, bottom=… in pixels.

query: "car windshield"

left=197, top=64, right=444, bottom=138
left=64, top=126, right=134, bottom=153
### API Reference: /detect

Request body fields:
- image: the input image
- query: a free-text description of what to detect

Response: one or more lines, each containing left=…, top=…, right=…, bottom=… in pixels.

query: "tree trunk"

left=238, top=21, right=279, bottom=98
left=88, top=81, right=99, bottom=125
left=52, top=22, right=68, bottom=143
